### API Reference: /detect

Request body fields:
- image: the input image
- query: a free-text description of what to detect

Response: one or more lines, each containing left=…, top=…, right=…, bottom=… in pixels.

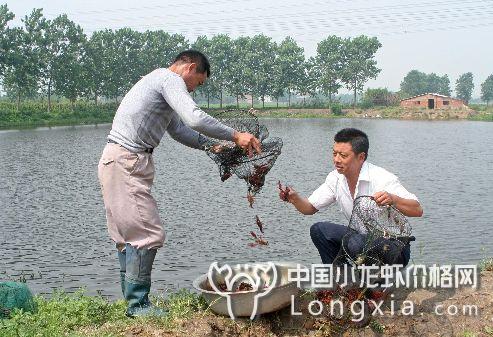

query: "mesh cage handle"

left=396, top=235, right=416, bottom=245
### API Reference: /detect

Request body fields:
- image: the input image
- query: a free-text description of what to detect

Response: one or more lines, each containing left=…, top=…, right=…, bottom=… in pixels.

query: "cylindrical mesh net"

left=336, top=195, right=414, bottom=267
left=204, top=109, right=282, bottom=195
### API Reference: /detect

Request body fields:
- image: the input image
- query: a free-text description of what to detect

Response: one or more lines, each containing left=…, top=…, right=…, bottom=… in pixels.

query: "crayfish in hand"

left=278, top=180, right=291, bottom=201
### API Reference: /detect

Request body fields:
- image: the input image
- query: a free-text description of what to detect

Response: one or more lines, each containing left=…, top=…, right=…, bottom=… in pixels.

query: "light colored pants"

left=98, top=143, right=165, bottom=250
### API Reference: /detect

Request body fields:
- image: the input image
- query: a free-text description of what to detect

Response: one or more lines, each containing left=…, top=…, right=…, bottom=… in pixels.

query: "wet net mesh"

left=315, top=196, right=415, bottom=331
left=0, top=281, right=36, bottom=318
left=335, top=195, right=413, bottom=268
left=203, top=109, right=282, bottom=195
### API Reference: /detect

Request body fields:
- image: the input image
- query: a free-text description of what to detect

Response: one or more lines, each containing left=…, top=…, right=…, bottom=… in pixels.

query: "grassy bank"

left=0, top=289, right=206, bottom=337
left=2, top=258, right=493, bottom=337
left=1, top=100, right=492, bottom=130
left=0, top=101, right=117, bottom=129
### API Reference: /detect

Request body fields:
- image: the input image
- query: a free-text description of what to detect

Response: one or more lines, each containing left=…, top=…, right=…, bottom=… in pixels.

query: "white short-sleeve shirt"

left=308, top=162, right=418, bottom=221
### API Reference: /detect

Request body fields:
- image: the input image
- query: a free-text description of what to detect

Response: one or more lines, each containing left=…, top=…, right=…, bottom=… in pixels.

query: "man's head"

left=332, top=128, right=369, bottom=176
left=169, top=50, right=210, bottom=92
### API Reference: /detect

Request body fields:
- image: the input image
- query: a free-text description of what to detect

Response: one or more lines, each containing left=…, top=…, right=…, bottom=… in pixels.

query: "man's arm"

left=160, top=77, right=261, bottom=156
left=280, top=186, right=319, bottom=215
left=167, top=113, right=204, bottom=149
left=373, top=191, right=423, bottom=217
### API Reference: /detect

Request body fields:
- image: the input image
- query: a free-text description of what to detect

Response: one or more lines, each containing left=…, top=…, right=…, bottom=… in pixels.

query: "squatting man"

left=279, top=128, right=423, bottom=267
left=98, top=50, right=261, bottom=317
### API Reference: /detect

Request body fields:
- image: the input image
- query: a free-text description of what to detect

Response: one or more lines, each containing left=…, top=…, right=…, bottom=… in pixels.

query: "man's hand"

left=278, top=182, right=318, bottom=215
left=209, top=142, right=232, bottom=154
left=373, top=191, right=423, bottom=217
left=232, top=131, right=262, bottom=157
left=278, top=181, right=295, bottom=202
left=373, top=191, right=394, bottom=207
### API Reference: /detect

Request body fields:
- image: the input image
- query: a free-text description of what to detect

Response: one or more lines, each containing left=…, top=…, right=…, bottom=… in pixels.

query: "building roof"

left=400, top=93, right=459, bottom=101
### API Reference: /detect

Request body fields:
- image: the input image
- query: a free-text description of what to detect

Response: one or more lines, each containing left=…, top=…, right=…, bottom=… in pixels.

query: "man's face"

left=181, top=63, right=207, bottom=92
left=332, top=142, right=365, bottom=176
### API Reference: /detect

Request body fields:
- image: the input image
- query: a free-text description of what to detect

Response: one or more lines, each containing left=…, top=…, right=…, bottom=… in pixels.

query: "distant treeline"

left=0, top=5, right=381, bottom=111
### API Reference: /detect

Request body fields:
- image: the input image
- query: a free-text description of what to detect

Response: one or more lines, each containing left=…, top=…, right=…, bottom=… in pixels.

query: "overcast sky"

left=3, top=0, right=493, bottom=97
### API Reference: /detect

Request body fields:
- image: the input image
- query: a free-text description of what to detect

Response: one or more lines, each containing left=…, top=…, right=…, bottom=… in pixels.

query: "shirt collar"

left=357, top=161, right=370, bottom=182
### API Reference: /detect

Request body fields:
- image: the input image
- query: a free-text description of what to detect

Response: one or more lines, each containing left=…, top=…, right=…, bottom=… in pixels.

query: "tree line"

left=400, top=70, right=493, bottom=105
left=0, top=5, right=382, bottom=111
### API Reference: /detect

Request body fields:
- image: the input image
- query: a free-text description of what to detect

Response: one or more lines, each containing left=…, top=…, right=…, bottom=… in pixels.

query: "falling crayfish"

left=248, top=215, right=268, bottom=247
left=248, top=230, right=268, bottom=247
left=247, top=191, right=255, bottom=208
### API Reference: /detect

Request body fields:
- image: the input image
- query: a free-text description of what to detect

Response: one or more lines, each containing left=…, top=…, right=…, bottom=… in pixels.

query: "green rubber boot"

left=117, top=249, right=126, bottom=297
left=124, top=244, right=167, bottom=318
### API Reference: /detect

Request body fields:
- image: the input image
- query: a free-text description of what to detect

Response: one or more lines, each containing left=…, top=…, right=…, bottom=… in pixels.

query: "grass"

left=0, top=289, right=208, bottom=337
left=479, top=257, right=493, bottom=271
left=1, top=98, right=491, bottom=130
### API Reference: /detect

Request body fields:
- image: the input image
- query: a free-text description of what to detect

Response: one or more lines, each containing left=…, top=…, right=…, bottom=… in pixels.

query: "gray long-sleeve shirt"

left=108, top=68, right=235, bottom=152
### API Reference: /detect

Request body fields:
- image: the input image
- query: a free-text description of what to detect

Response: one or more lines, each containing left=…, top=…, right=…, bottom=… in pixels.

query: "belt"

left=107, top=139, right=153, bottom=154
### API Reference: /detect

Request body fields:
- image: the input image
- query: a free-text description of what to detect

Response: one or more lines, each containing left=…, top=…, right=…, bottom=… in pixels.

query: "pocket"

left=102, top=158, right=115, bottom=166
left=119, top=153, right=139, bottom=174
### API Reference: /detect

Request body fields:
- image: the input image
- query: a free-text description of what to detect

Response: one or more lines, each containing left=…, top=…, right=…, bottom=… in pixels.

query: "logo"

left=207, top=262, right=278, bottom=319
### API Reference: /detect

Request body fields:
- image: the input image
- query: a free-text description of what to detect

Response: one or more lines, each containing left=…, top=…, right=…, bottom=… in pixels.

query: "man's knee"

left=310, top=222, right=326, bottom=242
left=310, top=222, right=345, bottom=241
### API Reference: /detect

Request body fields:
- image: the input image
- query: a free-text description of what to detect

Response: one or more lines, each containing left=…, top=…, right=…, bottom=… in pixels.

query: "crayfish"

left=220, top=169, right=232, bottom=182
left=278, top=180, right=290, bottom=201
left=247, top=191, right=255, bottom=208
left=248, top=230, right=268, bottom=247
left=247, top=163, right=270, bottom=190
left=205, top=281, right=253, bottom=292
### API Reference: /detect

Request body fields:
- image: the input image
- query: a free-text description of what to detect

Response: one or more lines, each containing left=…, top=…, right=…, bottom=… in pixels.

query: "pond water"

left=1, top=118, right=492, bottom=298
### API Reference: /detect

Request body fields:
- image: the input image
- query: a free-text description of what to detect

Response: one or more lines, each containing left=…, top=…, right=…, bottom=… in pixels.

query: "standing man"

left=280, top=128, right=422, bottom=265
left=98, top=50, right=261, bottom=317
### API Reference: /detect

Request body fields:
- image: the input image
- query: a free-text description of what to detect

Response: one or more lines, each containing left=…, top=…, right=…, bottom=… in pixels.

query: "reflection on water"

left=1, top=119, right=492, bottom=298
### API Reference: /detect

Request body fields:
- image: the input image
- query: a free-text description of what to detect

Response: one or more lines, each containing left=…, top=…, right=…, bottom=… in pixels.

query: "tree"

left=246, top=34, right=277, bottom=108
left=140, top=30, right=188, bottom=75
left=340, top=35, right=381, bottom=106
left=49, top=15, right=87, bottom=104
left=296, top=57, right=319, bottom=106
left=426, top=73, right=450, bottom=96
left=111, top=28, right=143, bottom=98
left=0, top=4, right=15, bottom=79
left=455, top=72, right=474, bottom=104
left=2, top=9, right=44, bottom=109
left=315, top=35, right=344, bottom=103
left=401, top=70, right=451, bottom=97
left=274, top=37, right=305, bottom=107
left=192, top=35, right=234, bottom=108
left=400, top=70, right=428, bottom=96
left=481, top=75, right=493, bottom=106
left=362, top=88, right=397, bottom=107
left=226, top=36, right=252, bottom=108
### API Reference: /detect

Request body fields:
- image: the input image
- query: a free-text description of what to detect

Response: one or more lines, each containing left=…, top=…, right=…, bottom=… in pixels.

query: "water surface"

left=1, top=118, right=492, bottom=298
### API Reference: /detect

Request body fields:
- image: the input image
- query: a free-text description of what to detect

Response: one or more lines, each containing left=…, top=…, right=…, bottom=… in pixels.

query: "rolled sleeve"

left=384, top=178, right=419, bottom=202
left=308, top=173, right=338, bottom=211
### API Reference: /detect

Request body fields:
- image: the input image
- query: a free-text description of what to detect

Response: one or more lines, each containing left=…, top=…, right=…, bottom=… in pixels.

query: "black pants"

left=310, top=221, right=410, bottom=266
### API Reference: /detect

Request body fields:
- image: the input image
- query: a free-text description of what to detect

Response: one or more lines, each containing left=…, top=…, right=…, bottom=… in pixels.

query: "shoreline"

left=2, top=264, right=492, bottom=337
left=0, top=107, right=491, bottom=130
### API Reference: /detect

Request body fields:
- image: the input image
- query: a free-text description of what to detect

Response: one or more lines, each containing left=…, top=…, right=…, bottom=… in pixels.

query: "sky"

left=3, top=0, right=493, bottom=97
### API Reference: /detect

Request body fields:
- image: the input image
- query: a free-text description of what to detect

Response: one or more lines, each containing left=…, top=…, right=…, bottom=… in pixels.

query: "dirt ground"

left=115, top=269, right=493, bottom=337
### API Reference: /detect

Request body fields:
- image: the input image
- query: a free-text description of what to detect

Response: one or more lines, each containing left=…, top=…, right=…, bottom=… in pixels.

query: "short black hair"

left=334, top=128, right=369, bottom=160
left=172, top=50, right=211, bottom=77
